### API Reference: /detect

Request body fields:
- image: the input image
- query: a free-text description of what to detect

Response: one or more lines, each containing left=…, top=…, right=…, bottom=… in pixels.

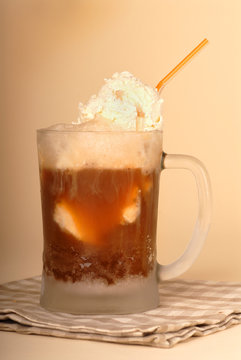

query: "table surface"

left=1, top=324, right=241, bottom=360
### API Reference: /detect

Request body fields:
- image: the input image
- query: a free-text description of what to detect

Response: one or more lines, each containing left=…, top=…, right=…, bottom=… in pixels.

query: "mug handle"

left=157, top=153, right=212, bottom=281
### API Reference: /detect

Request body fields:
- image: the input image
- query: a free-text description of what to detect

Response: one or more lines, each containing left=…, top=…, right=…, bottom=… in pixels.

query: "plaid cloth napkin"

left=0, top=276, right=241, bottom=348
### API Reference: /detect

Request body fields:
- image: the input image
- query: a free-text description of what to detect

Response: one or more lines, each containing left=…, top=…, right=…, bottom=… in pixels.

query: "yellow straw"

left=156, top=38, right=208, bottom=91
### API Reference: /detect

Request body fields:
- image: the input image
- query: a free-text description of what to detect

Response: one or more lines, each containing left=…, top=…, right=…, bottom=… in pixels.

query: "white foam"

left=37, top=123, right=163, bottom=172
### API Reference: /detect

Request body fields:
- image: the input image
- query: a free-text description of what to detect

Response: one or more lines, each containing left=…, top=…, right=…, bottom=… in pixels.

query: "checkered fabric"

left=0, top=276, right=241, bottom=348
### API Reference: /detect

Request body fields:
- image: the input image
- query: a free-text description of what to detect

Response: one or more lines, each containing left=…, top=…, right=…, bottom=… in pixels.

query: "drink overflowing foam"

left=37, top=71, right=163, bottom=172
left=38, top=128, right=162, bottom=172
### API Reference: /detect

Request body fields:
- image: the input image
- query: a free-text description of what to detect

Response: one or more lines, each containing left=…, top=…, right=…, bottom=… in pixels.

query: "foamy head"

left=37, top=122, right=163, bottom=172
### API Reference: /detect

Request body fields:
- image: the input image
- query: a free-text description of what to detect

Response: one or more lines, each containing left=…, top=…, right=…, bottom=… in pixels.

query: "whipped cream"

left=76, top=71, right=163, bottom=131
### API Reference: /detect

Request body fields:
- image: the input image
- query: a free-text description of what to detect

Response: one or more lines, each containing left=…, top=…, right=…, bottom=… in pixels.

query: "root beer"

left=40, top=167, right=160, bottom=285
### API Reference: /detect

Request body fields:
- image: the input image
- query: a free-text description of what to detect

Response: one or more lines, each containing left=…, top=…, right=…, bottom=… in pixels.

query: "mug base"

left=40, top=271, right=160, bottom=314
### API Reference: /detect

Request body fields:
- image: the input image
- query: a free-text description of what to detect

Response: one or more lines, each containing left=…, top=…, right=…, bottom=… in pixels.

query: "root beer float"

left=37, top=40, right=211, bottom=314
left=38, top=72, right=164, bottom=313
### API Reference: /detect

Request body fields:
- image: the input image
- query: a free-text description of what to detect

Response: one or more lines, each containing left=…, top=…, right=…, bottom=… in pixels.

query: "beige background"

left=1, top=0, right=241, bottom=283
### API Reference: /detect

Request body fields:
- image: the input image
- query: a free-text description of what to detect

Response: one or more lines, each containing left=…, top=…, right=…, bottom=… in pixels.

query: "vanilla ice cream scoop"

left=76, top=71, right=163, bottom=131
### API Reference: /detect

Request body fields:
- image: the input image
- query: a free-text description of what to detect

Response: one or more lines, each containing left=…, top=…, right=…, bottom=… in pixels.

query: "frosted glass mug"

left=37, top=129, right=211, bottom=314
